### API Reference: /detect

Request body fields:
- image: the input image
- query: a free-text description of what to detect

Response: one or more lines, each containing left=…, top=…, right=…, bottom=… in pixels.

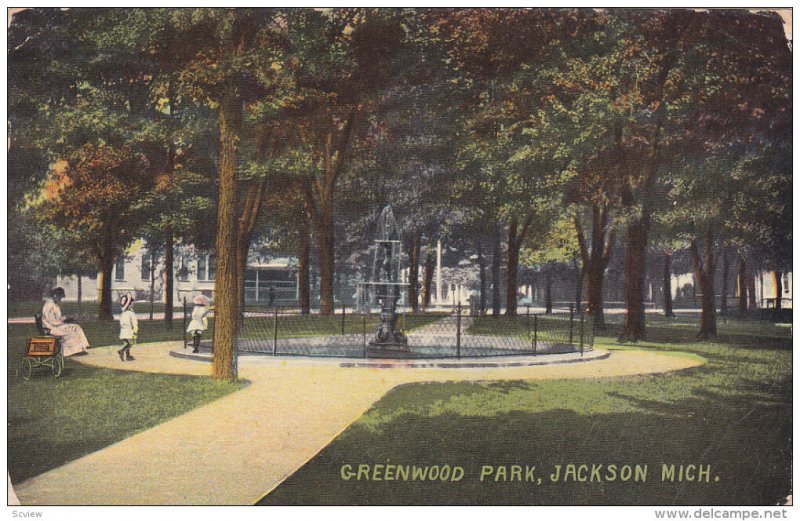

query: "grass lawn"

left=258, top=314, right=792, bottom=506
left=240, top=313, right=447, bottom=339
left=468, top=314, right=592, bottom=346
left=7, top=319, right=244, bottom=484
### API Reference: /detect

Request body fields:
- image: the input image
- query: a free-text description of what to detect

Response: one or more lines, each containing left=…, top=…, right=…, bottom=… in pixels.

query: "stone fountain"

left=366, top=205, right=409, bottom=358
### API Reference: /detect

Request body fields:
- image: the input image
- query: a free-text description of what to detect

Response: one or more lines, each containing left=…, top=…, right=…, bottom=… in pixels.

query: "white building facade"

left=56, top=241, right=299, bottom=305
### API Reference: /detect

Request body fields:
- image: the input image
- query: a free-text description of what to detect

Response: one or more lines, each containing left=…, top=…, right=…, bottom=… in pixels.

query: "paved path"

left=11, top=342, right=703, bottom=506
left=407, top=314, right=473, bottom=336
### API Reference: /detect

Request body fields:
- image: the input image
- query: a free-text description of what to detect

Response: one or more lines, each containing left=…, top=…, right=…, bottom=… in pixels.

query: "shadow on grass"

left=602, top=315, right=792, bottom=351
left=258, top=316, right=791, bottom=506
left=258, top=390, right=791, bottom=505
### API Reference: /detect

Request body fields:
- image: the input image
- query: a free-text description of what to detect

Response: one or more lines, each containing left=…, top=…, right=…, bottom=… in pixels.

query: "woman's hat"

left=119, top=292, right=134, bottom=310
left=193, top=294, right=209, bottom=306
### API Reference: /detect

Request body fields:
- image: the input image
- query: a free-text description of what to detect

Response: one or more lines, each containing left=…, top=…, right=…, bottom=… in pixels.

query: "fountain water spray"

left=366, top=205, right=409, bottom=357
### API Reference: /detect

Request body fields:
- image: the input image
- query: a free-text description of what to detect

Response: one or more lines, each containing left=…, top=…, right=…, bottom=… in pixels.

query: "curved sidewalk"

left=11, top=342, right=703, bottom=506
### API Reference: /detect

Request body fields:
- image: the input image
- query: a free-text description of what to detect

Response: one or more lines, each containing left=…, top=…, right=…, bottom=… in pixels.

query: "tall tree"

left=545, top=9, right=794, bottom=340
left=37, top=145, right=159, bottom=319
left=280, top=9, right=410, bottom=314
left=160, top=8, right=283, bottom=379
left=431, top=8, right=592, bottom=316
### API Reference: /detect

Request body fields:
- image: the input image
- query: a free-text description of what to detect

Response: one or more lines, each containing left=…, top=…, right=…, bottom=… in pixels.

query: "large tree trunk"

left=544, top=271, right=553, bottom=315
left=575, top=206, right=614, bottom=330
left=574, top=259, right=584, bottom=315
left=164, top=226, right=174, bottom=327
left=690, top=230, right=717, bottom=339
left=477, top=237, right=486, bottom=315
left=236, top=179, right=267, bottom=321
left=491, top=224, right=502, bottom=316
left=298, top=214, right=311, bottom=314
left=212, top=90, right=242, bottom=381
left=236, top=129, right=272, bottom=319
left=620, top=213, right=650, bottom=341
left=421, top=245, right=434, bottom=310
left=619, top=44, right=673, bottom=341
left=235, top=237, right=249, bottom=322
left=408, top=232, right=420, bottom=313
left=96, top=226, right=115, bottom=321
left=773, top=271, right=783, bottom=310
left=663, top=251, right=675, bottom=318
left=586, top=265, right=606, bottom=328
left=504, top=212, right=535, bottom=317
left=737, top=254, right=747, bottom=314
left=505, top=217, right=520, bottom=316
left=317, top=205, right=335, bottom=315
left=586, top=208, right=602, bottom=320
left=720, top=249, right=730, bottom=317
left=149, top=252, right=156, bottom=321
left=98, top=252, right=114, bottom=321
left=163, top=83, right=177, bottom=328
left=304, top=112, right=357, bottom=316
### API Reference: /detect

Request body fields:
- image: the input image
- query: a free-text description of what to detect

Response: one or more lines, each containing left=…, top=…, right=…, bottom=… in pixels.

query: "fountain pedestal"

left=367, top=285, right=409, bottom=358
left=366, top=207, right=409, bottom=358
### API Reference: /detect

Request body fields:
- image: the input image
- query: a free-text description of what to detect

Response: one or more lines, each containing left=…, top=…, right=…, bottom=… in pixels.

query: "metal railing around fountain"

left=236, top=304, right=594, bottom=359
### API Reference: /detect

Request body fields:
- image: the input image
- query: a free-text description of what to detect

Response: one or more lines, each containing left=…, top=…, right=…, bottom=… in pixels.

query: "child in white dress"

left=118, top=293, right=138, bottom=361
left=187, top=294, right=212, bottom=353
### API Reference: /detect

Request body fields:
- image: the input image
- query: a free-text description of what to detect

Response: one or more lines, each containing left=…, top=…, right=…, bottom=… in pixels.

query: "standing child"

left=118, top=293, right=138, bottom=361
left=187, top=294, right=211, bottom=353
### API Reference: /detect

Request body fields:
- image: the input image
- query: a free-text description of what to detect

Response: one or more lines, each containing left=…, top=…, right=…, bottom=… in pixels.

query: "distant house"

left=56, top=241, right=299, bottom=305
left=752, top=271, right=793, bottom=309
left=54, top=239, right=791, bottom=311
left=244, top=258, right=299, bottom=304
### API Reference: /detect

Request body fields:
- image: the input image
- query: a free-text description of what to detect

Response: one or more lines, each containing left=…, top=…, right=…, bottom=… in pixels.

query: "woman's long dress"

left=41, top=299, right=90, bottom=356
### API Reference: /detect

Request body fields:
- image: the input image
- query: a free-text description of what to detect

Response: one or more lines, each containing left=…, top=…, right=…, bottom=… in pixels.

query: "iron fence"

left=233, top=303, right=594, bottom=359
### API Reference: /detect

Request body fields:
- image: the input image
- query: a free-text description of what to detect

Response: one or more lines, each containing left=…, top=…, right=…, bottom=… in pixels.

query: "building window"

left=208, top=255, right=216, bottom=281
left=115, top=257, right=126, bottom=281
left=784, top=273, right=790, bottom=293
left=141, top=252, right=155, bottom=281
left=197, top=255, right=206, bottom=281
left=244, top=267, right=296, bottom=303
left=177, top=257, right=190, bottom=282
left=196, top=254, right=216, bottom=281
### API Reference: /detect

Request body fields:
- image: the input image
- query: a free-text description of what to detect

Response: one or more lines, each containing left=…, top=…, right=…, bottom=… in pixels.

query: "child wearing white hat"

left=187, top=294, right=212, bottom=353
left=118, top=293, right=138, bottom=361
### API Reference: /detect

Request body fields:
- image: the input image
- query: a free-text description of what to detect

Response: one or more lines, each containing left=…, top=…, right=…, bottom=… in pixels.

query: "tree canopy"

left=9, top=7, right=791, bottom=377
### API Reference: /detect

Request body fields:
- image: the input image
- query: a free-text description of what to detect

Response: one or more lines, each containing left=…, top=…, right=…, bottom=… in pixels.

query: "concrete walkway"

left=11, top=341, right=703, bottom=506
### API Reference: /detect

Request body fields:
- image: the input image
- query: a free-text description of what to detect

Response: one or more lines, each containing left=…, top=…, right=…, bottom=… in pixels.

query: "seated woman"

left=42, top=287, right=90, bottom=356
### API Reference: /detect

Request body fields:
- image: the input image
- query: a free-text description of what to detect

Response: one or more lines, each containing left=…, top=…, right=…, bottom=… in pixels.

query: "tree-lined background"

left=8, top=8, right=792, bottom=380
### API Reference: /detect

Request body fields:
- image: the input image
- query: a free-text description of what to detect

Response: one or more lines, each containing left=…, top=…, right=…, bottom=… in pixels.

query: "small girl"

left=118, top=293, right=138, bottom=362
left=187, top=294, right=212, bottom=353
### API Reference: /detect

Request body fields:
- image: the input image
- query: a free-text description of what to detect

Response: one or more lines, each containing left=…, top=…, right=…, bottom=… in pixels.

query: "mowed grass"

left=239, top=313, right=446, bottom=340
left=7, top=318, right=243, bottom=484
left=258, top=314, right=792, bottom=506
left=468, top=313, right=592, bottom=346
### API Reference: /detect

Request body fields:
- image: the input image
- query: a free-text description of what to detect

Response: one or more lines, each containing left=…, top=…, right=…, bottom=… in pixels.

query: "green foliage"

left=520, top=215, right=580, bottom=266
left=36, top=144, right=158, bottom=257
left=8, top=7, right=792, bottom=296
